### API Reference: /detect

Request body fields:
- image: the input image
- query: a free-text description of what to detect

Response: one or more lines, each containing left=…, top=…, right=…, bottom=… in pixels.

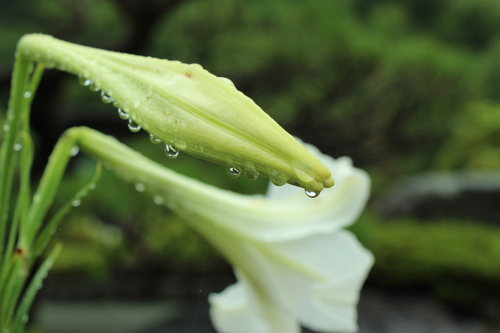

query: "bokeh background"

left=1, top=0, right=500, bottom=332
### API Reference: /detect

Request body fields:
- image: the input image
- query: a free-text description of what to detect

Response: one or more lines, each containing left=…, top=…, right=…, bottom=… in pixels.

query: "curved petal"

left=209, top=282, right=268, bottom=333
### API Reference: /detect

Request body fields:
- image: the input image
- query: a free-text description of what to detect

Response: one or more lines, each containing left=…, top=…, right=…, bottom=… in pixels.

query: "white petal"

left=209, top=282, right=268, bottom=333
left=247, top=230, right=373, bottom=332
left=209, top=272, right=300, bottom=333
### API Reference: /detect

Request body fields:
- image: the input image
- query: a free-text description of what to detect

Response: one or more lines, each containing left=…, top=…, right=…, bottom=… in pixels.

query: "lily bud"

left=17, top=34, right=333, bottom=193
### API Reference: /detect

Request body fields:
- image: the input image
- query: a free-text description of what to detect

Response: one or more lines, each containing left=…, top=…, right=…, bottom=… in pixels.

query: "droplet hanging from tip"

left=164, top=144, right=179, bottom=159
left=305, top=190, right=321, bottom=198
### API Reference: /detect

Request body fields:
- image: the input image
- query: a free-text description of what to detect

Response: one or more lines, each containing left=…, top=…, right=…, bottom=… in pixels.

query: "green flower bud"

left=18, top=34, right=334, bottom=193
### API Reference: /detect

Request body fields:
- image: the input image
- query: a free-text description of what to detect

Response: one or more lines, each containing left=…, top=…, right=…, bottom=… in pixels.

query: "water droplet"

left=23, top=91, right=32, bottom=99
left=13, top=142, right=22, bottom=151
left=244, top=169, right=259, bottom=181
left=78, top=75, right=93, bottom=87
left=305, top=190, right=321, bottom=198
left=72, top=199, right=81, bottom=207
left=22, top=315, right=29, bottom=323
left=128, top=119, right=141, bottom=132
left=100, top=90, right=113, bottom=104
left=118, top=108, right=130, bottom=120
left=164, top=144, right=179, bottom=159
left=227, top=165, right=241, bottom=178
left=149, top=134, right=162, bottom=144
left=135, top=183, right=145, bottom=192
left=88, top=82, right=99, bottom=92
left=3, top=123, right=10, bottom=132
left=153, top=196, right=164, bottom=205
left=112, top=100, right=120, bottom=108
left=133, top=100, right=140, bottom=108
left=269, top=171, right=287, bottom=186
left=89, top=183, right=96, bottom=190
left=70, top=146, right=79, bottom=156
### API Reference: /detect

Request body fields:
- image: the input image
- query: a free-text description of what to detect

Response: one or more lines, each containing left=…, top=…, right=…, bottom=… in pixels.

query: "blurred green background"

left=1, top=0, right=500, bottom=331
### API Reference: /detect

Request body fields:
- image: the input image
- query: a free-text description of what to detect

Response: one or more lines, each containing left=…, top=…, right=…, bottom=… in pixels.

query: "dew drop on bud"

left=244, top=169, right=259, bottom=181
left=164, top=144, right=179, bottom=159
left=78, top=75, right=92, bottom=87
left=128, top=119, right=141, bottom=133
left=101, top=90, right=113, bottom=104
left=149, top=134, right=162, bottom=144
left=118, top=108, right=130, bottom=120
left=305, top=190, right=320, bottom=198
left=227, top=165, right=241, bottom=178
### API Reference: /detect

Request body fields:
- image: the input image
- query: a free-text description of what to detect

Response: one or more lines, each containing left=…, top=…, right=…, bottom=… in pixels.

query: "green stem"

left=21, top=130, right=80, bottom=250
left=0, top=56, right=32, bottom=264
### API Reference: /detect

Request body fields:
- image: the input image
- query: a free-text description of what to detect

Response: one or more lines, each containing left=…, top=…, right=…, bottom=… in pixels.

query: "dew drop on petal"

left=135, top=183, right=146, bottom=192
left=149, top=134, right=162, bottom=144
left=227, top=165, right=241, bottom=178
left=305, top=190, right=321, bottom=198
left=118, top=108, right=130, bottom=120
left=164, top=144, right=179, bottom=159
left=70, top=146, right=79, bottom=157
left=128, top=119, right=141, bottom=133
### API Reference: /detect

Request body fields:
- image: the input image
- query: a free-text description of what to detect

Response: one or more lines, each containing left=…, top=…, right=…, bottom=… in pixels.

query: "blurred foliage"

left=1, top=0, right=500, bottom=315
left=353, top=213, right=500, bottom=309
left=436, top=102, right=500, bottom=170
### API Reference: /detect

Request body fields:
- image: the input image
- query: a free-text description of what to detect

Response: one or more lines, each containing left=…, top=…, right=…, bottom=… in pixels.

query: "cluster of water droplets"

left=75, top=75, right=322, bottom=198
left=77, top=74, right=187, bottom=162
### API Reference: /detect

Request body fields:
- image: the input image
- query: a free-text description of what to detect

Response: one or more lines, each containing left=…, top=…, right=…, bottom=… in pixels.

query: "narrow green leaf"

left=12, top=243, right=62, bottom=332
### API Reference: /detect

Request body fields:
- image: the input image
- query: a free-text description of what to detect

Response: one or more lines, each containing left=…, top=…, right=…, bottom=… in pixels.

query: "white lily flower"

left=71, top=127, right=373, bottom=333
left=208, top=145, right=374, bottom=333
